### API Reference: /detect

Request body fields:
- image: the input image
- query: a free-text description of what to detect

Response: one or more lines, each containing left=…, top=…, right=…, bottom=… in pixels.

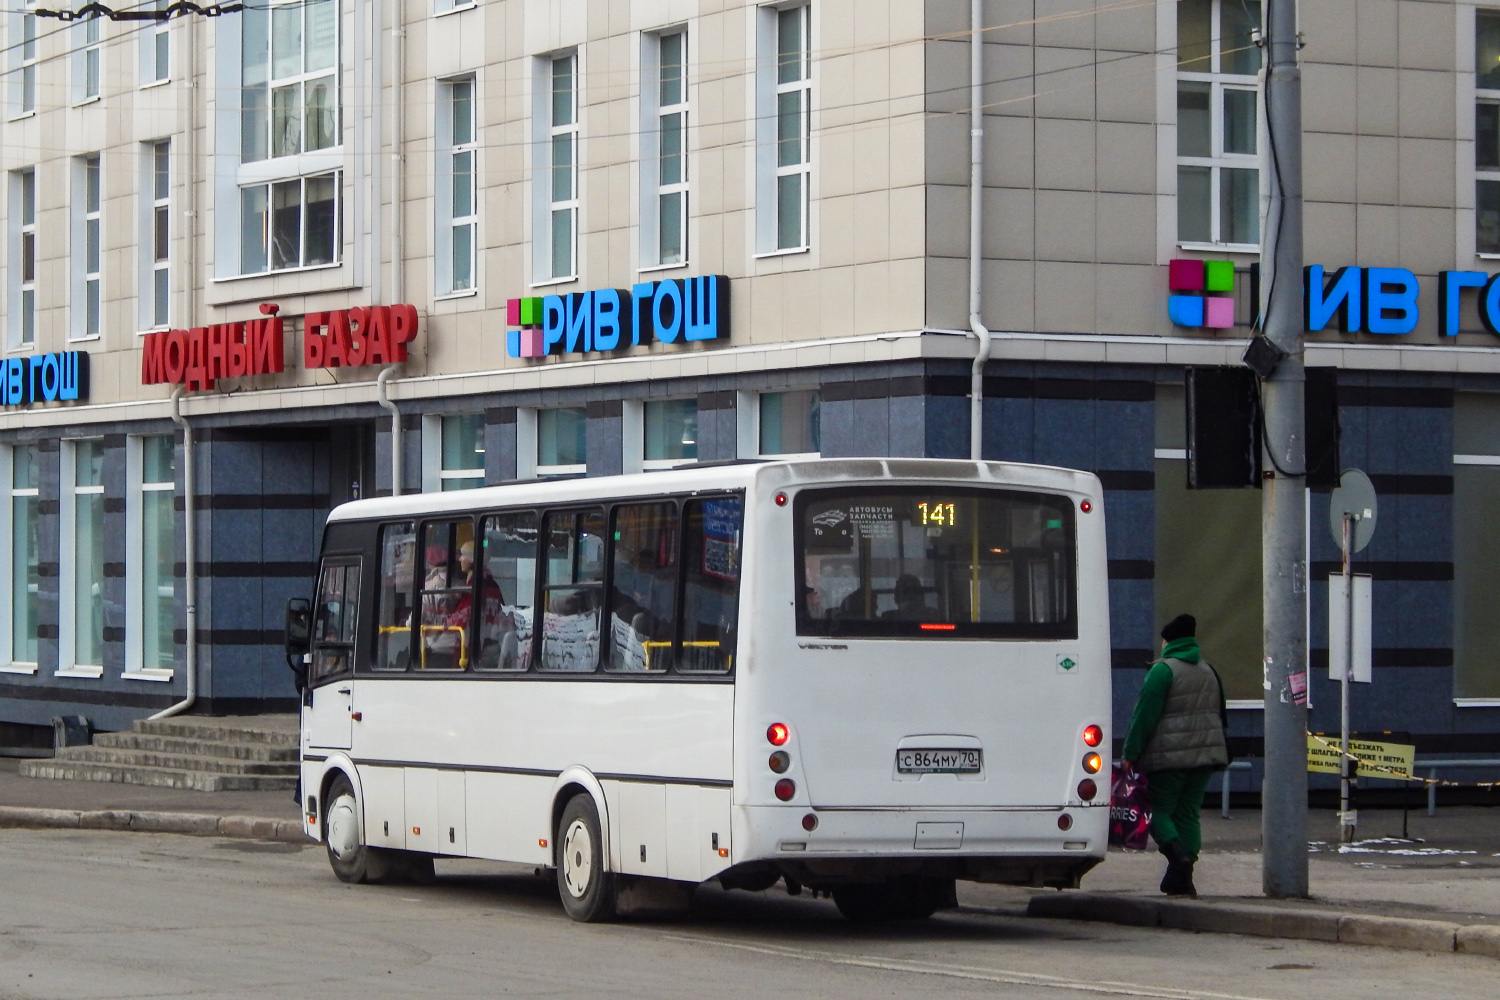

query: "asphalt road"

left=1, top=829, right=1496, bottom=1000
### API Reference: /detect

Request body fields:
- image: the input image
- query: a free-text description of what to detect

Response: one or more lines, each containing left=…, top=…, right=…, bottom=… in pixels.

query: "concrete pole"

left=1258, top=0, right=1309, bottom=899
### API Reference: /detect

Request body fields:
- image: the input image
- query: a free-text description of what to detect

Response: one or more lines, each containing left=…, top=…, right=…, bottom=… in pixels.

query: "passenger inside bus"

left=881, top=573, right=936, bottom=621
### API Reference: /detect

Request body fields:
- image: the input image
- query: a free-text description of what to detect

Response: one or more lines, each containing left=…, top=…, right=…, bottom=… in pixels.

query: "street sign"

left=1307, top=736, right=1415, bottom=780
left=1329, top=469, right=1377, bottom=553
left=1328, top=573, right=1372, bottom=684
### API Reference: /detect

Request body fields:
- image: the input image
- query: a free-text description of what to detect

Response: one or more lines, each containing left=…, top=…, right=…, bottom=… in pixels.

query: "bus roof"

left=324, top=458, right=1102, bottom=524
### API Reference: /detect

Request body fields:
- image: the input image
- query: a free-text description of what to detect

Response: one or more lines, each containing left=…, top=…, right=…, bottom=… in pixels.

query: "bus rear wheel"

left=832, top=877, right=952, bottom=922
left=556, top=795, right=617, bottom=922
left=323, top=773, right=405, bottom=885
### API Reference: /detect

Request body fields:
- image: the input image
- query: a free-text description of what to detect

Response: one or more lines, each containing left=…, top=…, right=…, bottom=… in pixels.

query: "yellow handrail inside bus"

left=641, top=640, right=720, bottom=670
left=376, top=623, right=469, bottom=669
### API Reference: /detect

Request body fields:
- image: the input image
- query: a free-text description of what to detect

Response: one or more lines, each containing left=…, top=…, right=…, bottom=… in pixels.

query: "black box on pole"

left=1187, top=367, right=1261, bottom=488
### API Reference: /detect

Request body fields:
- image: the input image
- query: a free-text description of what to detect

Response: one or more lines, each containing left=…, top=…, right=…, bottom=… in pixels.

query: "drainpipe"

left=968, top=0, right=992, bottom=462
left=151, top=388, right=196, bottom=719
left=377, top=366, right=403, bottom=496
left=391, top=5, right=406, bottom=305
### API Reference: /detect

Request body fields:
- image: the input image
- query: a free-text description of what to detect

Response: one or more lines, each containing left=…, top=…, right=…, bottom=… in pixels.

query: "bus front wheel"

left=324, top=773, right=404, bottom=885
left=556, top=795, right=617, bottom=922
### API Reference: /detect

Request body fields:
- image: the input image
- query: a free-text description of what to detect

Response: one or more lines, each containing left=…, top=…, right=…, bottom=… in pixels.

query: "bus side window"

left=678, top=497, right=742, bottom=673
left=477, top=511, right=537, bottom=671
left=375, top=522, right=416, bottom=671
left=605, top=502, right=678, bottom=672
left=312, top=559, right=361, bottom=682
left=539, top=508, right=605, bottom=672
left=419, top=520, right=477, bottom=670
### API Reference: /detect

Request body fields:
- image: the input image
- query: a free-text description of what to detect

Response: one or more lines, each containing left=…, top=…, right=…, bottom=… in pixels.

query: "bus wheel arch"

left=321, top=768, right=408, bottom=886
left=548, top=768, right=613, bottom=869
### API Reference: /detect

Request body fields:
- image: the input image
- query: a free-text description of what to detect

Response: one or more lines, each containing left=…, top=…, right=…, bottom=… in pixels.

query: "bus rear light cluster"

left=767, top=723, right=790, bottom=746
left=775, top=493, right=789, bottom=507
left=1077, top=779, right=1098, bottom=801
left=1082, top=753, right=1102, bottom=774
left=769, top=751, right=790, bottom=773
left=775, top=779, right=796, bottom=801
left=802, top=813, right=818, bottom=832
left=1080, top=500, right=1093, bottom=513
left=1057, top=814, right=1073, bottom=831
left=1082, top=725, right=1103, bottom=747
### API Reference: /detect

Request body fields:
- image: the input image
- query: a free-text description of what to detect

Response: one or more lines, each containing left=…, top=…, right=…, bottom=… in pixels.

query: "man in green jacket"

left=1120, top=614, right=1229, bottom=897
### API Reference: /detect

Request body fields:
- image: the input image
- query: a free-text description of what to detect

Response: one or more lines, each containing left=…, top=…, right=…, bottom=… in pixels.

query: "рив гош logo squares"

left=1168, top=259, right=1235, bottom=330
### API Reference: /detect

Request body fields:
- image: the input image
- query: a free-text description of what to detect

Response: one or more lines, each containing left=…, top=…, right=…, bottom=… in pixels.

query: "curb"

left=1025, top=892, right=1498, bottom=959
left=0, top=805, right=313, bottom=845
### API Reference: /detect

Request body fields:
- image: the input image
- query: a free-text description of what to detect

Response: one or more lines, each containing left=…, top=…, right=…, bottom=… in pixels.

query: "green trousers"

left=1145, top=766, right=1215, bottom=862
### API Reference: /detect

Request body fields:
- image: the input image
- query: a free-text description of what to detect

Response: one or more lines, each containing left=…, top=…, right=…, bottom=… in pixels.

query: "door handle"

left=336, top=687, right=351, bottom=695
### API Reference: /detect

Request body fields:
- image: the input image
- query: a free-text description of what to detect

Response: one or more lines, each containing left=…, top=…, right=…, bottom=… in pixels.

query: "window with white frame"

left=12, top=168, right=38, bottom=347
left=129, top=435, right=175, bottom=674
left=12, top=4, right=39, bottom=117
left=1477, top=11, right=1500, bottom=254
left=76, top=14, right=102, bottom=102
left=644, top=399, right=698, bottom=469
left=144, top=141, right=171, bottom=329
left=8, top=445, right=40, bottom=667
left=440, top=414, right=485, bottom=491
left=146, top=1, right=170, bottom=83
left=64, top=439, right=106, bottom=672
left=437, top=76, right=477, bottom=294
left=642, top=29, right=688, bottom=267
left=757, top=3, right=811, bottom=253
left=238, top=0, right=341, bottom=274
left=73, top=154, right=102, bottom=339
left=538, top=53, right=579, bottom=281
left=433, top=0, right=475, bottom=16
left=538, top=407, right=587, bottom=475
left=1176, top=0, right=1260, bottom=248
left=759, top=389, right=820, bottom=456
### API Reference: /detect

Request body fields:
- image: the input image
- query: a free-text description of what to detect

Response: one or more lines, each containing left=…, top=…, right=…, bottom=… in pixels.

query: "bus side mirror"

left=285, top=598, right=312, bottom=658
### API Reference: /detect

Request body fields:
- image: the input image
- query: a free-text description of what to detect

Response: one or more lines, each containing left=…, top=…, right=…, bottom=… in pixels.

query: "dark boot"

left=1158, top=840, right=1194, bottom=896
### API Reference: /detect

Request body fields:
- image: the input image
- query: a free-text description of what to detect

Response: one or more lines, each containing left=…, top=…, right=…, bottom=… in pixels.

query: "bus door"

left=307, top=557, right=361, bottom=750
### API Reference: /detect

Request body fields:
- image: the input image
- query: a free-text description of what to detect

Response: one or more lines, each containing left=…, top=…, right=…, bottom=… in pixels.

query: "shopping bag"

left=1108, top=762, right=1152, bottom=851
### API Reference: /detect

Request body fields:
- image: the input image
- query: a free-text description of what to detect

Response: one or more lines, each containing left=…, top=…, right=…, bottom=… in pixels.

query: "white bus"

left=287, top=458, right=1111, bottom=922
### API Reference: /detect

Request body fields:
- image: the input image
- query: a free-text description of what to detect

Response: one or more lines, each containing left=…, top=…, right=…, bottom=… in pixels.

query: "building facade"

left=2, top=1, right=1499, bottom=763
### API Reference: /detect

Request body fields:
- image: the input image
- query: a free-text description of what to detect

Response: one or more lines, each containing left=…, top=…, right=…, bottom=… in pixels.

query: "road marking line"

left=653, top=933, right=1287, bottom=1000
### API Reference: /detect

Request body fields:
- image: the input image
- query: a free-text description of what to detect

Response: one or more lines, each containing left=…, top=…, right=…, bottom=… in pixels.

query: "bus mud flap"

left=615, top=876, right=695, bottom=917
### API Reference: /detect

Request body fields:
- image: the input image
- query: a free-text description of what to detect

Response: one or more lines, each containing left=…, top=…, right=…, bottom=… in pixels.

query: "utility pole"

left=1255, top=0, right=1309, bottom=898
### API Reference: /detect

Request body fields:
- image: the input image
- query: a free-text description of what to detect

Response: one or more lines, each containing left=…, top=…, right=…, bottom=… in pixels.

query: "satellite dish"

left=1329, top=469, right=1377, bottom=554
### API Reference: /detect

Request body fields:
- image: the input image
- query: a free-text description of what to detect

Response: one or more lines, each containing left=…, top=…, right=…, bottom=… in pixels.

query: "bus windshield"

left=796, top=486, right=1076, bottom=639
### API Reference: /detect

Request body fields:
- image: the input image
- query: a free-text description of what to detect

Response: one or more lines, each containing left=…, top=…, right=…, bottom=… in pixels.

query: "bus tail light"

left=802, top=813, right=818, bottom=831
left=1077, top=779, right=1098, bottom=801
left=775, top=493, right=788, bottom=506
left=769, top=751, right=790, bottom=773
left=767, top=723, right=790, bottom=746
left=1080, top=500, right=1093, bottom=513
left=1057, top=814, right=1073, bottom=831
left=775, top=779, right=796, bottom=801
left=1082, top=753, right=1102, bottom=774
left=1083, top=725, right=1103, bottom=747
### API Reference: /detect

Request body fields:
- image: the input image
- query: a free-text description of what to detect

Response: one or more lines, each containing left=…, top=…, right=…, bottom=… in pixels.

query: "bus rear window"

left=796, top=487, right=1077, bottom=639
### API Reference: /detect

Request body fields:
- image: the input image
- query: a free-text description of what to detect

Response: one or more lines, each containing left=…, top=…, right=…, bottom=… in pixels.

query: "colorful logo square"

left=506, top=297, right=547, bottom=358
left=1168, top=259, right=1236, bottom=330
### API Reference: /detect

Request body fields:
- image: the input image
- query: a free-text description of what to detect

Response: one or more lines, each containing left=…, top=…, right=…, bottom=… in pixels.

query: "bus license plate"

left=896, top=749, right=982, bottom=774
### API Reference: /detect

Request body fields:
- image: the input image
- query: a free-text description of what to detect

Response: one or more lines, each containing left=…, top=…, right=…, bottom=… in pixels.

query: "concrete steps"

left=18, top=715, right=300, bottom=792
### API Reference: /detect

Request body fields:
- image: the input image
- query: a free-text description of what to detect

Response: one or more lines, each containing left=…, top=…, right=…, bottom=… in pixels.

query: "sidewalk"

left=0, top=756, right=304, bottom=841
left=960, top=806, right=1500, bottom=958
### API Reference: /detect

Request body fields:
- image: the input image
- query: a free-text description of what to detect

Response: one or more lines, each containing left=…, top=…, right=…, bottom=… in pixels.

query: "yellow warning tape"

left=1305, top=732, right=1500, bottom=790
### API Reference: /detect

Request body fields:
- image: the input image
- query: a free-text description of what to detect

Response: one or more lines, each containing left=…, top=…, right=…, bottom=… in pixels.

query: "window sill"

left=1455, top=454, right=1500, bottom=466
left=0, top=662, right=38, bottom=675
left=212, top=260, right=344, bottom=284
left=1454, top=697, right=1500, bottom=708
left=55, top=666, right=104, bottom=679
left=1225, top=699, right=1263, bottom=710
left=123, top=668, right=174, bottom=682
left=7, top=111, right=37, bottom=122
left=536, top=464, right=587, bottom=477
left=1154, top=448, right=1188, bottom=460
left=7, top=343, right=38, bottom=355
left=434, top=288, right=479, bottom=302
left=434, top=2, right=478, bottom=16
left=757, top=451, right=819, bottom=461
left=638, top=261, right=690, bottom=275
left=68, top=334, right=102, bottom=344
left=1479, top=253, right=1500, bottom=261
left=140, top=78, right=172, bottom=91
left=72, top=96, right=101, bottom=108
left=1177, top=242, right=1260, bottom=255
left=135, top=327, right=171, bottom=337
left=754, top=245, right=810, bottom=260
left=642, top=459, right=696, bottom=471
left=530, top=275, right=579, bottom=290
